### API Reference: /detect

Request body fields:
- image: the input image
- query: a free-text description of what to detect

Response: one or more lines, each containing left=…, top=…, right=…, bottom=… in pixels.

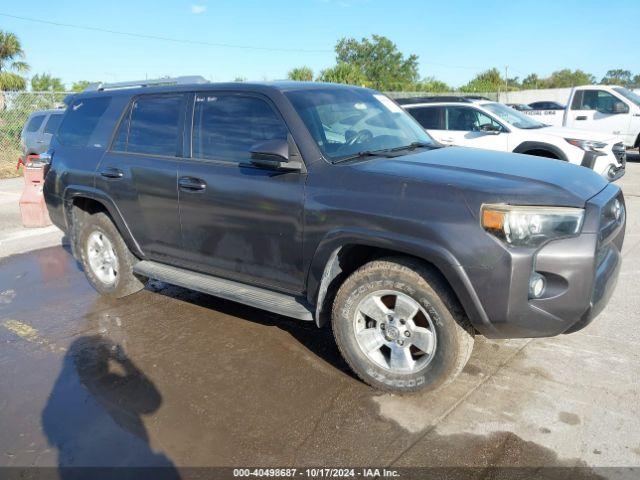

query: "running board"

left=133, top=260, right=314, bottom=321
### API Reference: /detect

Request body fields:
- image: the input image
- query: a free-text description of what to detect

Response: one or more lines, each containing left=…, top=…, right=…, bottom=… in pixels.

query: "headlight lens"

left=481, top=204, right=585, bottom=247
left=565, top=138, right=607, bottom=152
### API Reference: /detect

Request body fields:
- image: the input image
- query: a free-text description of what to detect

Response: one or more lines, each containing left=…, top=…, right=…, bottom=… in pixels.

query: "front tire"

left=332, top=258, right=474, bottom=393
left=76, top=211, right=147, bottom=298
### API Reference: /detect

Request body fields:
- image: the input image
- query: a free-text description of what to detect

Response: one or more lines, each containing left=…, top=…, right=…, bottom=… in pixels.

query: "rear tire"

left=332, top=257, right=474, bottom=393
left=76, top=211, right=147, bottom=298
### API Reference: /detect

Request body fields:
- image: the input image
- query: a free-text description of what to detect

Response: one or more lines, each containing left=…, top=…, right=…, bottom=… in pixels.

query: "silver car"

left=21, top=109, right=64, bottom=157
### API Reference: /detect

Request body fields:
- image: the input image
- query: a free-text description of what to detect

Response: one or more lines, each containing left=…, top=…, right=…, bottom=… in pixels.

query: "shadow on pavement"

left=41, top=335, right=180, bottom=480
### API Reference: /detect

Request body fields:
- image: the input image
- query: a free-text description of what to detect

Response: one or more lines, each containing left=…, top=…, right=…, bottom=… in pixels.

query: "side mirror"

left=479, top=124, right=501, bottom=135
left=249, top=138, right=302, bottom=171
left=613, top=101, right=629, bottom=114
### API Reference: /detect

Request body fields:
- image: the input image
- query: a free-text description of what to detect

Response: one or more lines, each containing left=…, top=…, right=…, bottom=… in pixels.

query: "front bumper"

left=581, top=143, right=626, bottom=181
left=467, top=184, right=625, bottom=338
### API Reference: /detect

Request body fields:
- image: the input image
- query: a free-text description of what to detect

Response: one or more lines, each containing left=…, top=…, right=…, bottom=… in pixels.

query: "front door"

left=177, top=93, right=306, bottom=293
left=565, top=89, right=631, bottom=140
left=440, top=106, right=509, bottom=151
left=95, top=93, right=187, bottom=262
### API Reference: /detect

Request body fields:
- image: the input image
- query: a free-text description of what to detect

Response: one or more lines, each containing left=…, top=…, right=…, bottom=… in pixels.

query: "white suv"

left=399, top=97, right=626, bottom=181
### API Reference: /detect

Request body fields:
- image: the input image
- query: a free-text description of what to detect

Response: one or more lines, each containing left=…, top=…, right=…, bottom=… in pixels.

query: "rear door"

left=565, top=89, right=631, bottom=138
left=406, top=105, right=447, bottom=142
left=96, top=93, right=187, bottom=262
left=176, top=92, right=306, bottom=293
left=441, top=106, right=508, bottom=150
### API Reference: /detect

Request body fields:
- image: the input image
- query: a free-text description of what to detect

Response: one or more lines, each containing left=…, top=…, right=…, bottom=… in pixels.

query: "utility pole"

left=504, top=65, right=509, bottom=103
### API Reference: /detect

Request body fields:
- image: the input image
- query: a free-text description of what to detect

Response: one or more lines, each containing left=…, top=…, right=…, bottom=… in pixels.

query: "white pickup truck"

left=524, top=85, right=640, bottom=149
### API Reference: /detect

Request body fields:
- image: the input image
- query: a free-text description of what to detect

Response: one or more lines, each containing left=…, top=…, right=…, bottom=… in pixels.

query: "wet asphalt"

left=1, top=162, right=640, bottom=478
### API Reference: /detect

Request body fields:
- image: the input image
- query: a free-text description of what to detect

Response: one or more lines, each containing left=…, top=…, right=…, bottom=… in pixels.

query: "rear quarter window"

left=43, top=114, right=63, bottom=134
left=57, top=97, right=111, bottom=147
left=25, top=115, right=45, bottom=133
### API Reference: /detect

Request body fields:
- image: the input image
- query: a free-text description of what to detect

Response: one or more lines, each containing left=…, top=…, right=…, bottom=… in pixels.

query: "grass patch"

left=0, top=145, right=22, bottom=179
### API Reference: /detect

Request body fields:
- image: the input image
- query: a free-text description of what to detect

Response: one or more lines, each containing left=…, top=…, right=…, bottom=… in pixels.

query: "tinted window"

left=579, top=90, right=619, bottom=113
left=58, top=97, right=111, bottom=147
left=116, top=94, right=185, bottom=156
left=26, top=115, right=45, bottom=133
left=43, top=114, right=63, bottom=134
left=408, top=106, right=444, bottom=129
left=192, top=94, right=288, bottom=162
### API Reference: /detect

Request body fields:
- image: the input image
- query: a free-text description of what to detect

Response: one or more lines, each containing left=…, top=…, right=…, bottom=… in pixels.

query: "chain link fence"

left=386, top=91, right=499, bottom=101
left=0, top=91, right=71, bottom=178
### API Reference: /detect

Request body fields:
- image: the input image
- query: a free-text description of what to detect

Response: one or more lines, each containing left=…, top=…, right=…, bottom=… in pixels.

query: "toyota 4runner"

left=43, top=77, right=625, bottom=392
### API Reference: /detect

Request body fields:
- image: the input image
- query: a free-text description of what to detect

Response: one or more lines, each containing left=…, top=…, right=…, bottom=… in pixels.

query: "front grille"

left=612, top=142, right=626, bottom=167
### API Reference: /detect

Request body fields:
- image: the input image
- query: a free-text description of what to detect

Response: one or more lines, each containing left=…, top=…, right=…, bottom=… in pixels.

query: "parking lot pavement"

left=0, top=163, right=639, bottom=478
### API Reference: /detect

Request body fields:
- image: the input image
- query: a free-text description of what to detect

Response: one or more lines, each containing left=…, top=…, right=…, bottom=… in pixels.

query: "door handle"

left=576, top=116, right=587, bottom=121
left=178, top=177, right=207, bottom=192
left=99, top=167, right=124, bottom=179
left=36, top=140, right=44, bottom=144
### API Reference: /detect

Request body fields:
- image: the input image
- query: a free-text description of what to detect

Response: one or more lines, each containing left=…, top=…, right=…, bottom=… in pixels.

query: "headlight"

left=565, top=138, right=607, bottom=152
left=481, top=204, right=585, bottom=247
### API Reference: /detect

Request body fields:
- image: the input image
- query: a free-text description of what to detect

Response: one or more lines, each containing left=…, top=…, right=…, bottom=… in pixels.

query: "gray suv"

left=43, top=78, right=625, bottom=392
left=21, top=109, right=64, bottom=157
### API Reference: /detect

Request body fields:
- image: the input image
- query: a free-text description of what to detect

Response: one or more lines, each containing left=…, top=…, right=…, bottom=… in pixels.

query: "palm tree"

left=0, top=31, right=29, bottom=91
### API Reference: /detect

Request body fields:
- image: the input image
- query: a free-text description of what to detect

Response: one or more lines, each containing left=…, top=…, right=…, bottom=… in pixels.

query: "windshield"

left=613, top=87, right=640, bottom=107
left=284, top=87, right=436, bottom=161
left=482, top=102, right=546, bottom=129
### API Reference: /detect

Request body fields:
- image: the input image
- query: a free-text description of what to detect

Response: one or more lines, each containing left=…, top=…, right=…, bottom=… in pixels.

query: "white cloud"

left=190, top=4, right=207, bottom=14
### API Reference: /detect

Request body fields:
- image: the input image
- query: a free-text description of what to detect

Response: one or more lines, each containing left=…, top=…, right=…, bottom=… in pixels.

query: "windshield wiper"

left=332, top=142, right=435, bottom=164
left=332, top=150, right=381, bottom=164
left=383, top=141, right=435, bottom=153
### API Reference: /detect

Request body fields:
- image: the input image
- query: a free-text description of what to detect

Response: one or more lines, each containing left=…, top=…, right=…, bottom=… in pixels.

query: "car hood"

left=354, top=146, right=608, bottom=208
left=536, top=126, right=620, bottom=143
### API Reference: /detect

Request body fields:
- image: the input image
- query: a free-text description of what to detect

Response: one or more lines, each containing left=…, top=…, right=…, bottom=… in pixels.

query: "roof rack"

left=84, top=76, right=209, bottom=92
left=395, top=96, right=474, bottom=105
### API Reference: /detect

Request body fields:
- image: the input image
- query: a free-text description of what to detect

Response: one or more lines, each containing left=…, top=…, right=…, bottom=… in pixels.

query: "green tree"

left=288, top=66, right=313, bottom=82
left=413, top=77, right=451, bottom=93
left=601, top=69, right=633, bottom=87
left=233, top=76, right=247, bottom=82
left=633, top=74, right=640, bottom=88
left=317, top=62, right=366, bottom=86
left=459, top=68, right=504, bottom=92
left=0, top=30, right=29, bottom=91
left=334, top=35, right=419, bottom=90
left=31, top=73, right=65, bottom=92
left=545, top=69, right=595, bottom=88
left=71, top=80, right=94, bottom=92
left=522, top=73, right=544, bottom=89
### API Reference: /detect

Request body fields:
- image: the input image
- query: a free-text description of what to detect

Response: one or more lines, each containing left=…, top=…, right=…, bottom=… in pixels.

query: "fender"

left=306, top=228, right=496, bottom=336
left=513, top=141, right=568, bottom=161
left=62, top=185, right=145, bottom=259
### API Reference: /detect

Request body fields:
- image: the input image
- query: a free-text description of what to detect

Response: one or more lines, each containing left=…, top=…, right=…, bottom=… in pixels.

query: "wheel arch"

left=307, top=231, right=492, bottom=334
left=63, top=186, right=144, bottom=260
left=513, top=141, right=567, bottom=161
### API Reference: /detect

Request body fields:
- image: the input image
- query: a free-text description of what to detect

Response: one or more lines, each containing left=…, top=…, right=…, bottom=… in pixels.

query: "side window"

left=445, top=106, right=500, bottom=131
left=579, top=90, right=618, bottom=113
left=43, top=114, right=63, bottom=135
left=26, top=115, right=45, bottom=133
left=409, top=107, right=444, bottom=129
left=192, top=94, right=288, bottom=162
left=115, top=94, right=185, bottom=156
left=57, top=97, right=111, bottom=147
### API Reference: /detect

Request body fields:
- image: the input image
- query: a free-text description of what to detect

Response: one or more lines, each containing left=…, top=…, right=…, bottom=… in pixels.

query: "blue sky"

left=3, top=0, right=639, bottom=89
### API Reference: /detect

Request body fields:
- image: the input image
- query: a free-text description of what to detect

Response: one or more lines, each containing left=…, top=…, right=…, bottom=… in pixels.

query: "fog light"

left=607, top=166, right=617, bottom=180
left=529, top=273, right=546, bottom=299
